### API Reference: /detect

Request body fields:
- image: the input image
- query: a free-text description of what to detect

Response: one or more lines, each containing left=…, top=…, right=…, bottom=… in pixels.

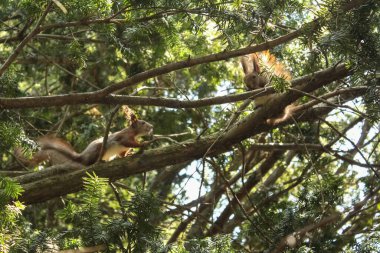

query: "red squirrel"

left=241, top=50, right=294, bottom=125
left=241, top=53, right=269, bottom=91
left=15, top=116, right=153, bottom=167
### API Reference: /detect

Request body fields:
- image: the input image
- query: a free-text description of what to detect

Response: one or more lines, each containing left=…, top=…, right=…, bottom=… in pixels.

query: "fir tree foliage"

left=0, top=177, right=24, bottom=253
left=0, top=0, right=379, bottom=252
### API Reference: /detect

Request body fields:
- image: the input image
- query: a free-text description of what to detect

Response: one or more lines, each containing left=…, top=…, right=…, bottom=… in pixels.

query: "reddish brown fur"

left=241, top=54, right=268, bottom=90
left=266, top=104, right=296, bottom=125
left=15, top=119, right=153, bottom=168
left=241, top=51, right=294, bottom=125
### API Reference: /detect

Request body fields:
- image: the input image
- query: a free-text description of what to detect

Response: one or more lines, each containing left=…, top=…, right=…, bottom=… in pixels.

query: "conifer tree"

left=0, top=0, right=379, bottom=252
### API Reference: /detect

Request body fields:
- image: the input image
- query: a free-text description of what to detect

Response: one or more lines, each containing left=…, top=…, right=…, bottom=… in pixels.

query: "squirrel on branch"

left=15, top=114, right=153, bottom=168
left=241, top=50, right=294, bottom=125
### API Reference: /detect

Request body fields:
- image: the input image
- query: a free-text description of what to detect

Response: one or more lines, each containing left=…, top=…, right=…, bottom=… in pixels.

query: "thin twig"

left=207, top=158, right=274, bottom=244
left=319, top=117, right=380, bottom=178
left=109, top=182, right=127, bottom=218
left=290, top=88, right=369, bottom=119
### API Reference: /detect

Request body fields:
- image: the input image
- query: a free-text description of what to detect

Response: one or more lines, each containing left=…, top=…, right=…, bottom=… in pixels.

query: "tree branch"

left=0, top=63, right=351, bottom=111
left=0, top=89, right=265, bottom=109
left=272, top=184, right=380, bottom=253
left=270, top=213, right=341, bottom=253
left=14, top=64, right=355, bottom=204
left=0, top=1, right=52, bottom=77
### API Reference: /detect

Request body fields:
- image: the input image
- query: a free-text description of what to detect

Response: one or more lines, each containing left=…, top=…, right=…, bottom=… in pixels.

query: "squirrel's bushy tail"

left=258, top=50, right=292, bottom=81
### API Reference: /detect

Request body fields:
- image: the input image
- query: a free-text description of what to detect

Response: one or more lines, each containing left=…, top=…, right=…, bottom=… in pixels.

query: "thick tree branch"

left=0, top=63, right=351, bottom=112
left=0, top=89, right=267, bottom=109
left=14, top=64, right=354, bottom=204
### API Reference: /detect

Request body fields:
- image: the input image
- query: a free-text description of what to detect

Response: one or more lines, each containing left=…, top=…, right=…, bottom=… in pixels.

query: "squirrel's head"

left=241, top=54, right=268, bottom=91
left=131, top=119, right=153, bottom=137
left=244, top=72, right=268, bottom=90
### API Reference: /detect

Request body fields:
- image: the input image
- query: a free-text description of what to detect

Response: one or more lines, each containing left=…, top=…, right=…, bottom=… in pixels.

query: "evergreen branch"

left=207, top=151, right=283, bottom=237
left=96, top=27, right=305, bottom=96
left=222, top=152, right=297, bottom=234
left=223, top=115, right=367, bottom=233
left=339, top=186, right=380, bottom=230
left=271, top=184, right=380, bottom=253
left=1, top=0, right=366, bottom=109
left=270, top=213, right=341, bottom=253
left=329, top=150, right=380, bottom=169
left=0, top=1, right=53, bottom=77
left=206, top=157, right=276, bottom=243
left=35, top=34, right=105, bottom=43
left=167, top=149, right=258, bottom=241
left=167, top=212, right=195, bottom=244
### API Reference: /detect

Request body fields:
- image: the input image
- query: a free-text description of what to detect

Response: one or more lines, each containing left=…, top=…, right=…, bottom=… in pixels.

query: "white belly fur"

left=102, top=144, right=131, bottom=161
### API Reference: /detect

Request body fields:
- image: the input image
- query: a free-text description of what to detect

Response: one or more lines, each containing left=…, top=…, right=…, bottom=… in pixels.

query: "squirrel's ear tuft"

left=251, top=53, right=261, bottom=73
left=130, top=114, right=138, bottom=122
left=241, top=53, right=261, bottom=74
left=241, top=55, right=252, bottom=75
left=130, top=114, right=138, bottom=128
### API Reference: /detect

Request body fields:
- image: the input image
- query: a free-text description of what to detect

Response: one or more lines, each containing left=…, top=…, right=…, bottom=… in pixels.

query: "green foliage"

left=0, top=1, right=18, bottom=20
left=0, top=177, right=24, bottom=206
left=0, top=68, right=22, bottom=97
left=364, top=78, right=380, bottom=121
left=18, top=0, right=46, bottom=18
left=0, top=200, right=24, bottom=228
left=3, top=173, right=239, bottom=252
left=0, top=121, right=23, bottom=151
left=180, top=235, right=238, bottom=253
left=353, top=235, right=380, bottom=253
left=0, top=177, right=25, bottom=253
left=58, top=172, right=109, bottom=246
left=124, top=189, right=166, bottom=252
left=0, top=112, right=26, bottom=168
left=62, top=0, right=112, bottom=19
left=1, top=0, right=379, bottom=252
left=56, top=173, right=165, bottom=252
left=128, top=0, right=156, bottom=8
left=296, top=246, right=314, bottom=253
left=271, top=75, right=291, bottom=93
left=68, top=40, right=88, bottom=69
left=298, top=173, right=344, bottom=211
